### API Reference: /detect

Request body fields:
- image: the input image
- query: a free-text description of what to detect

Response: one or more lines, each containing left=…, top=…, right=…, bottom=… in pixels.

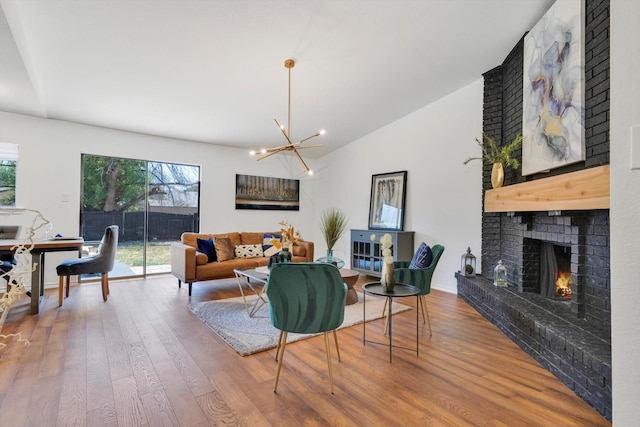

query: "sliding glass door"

left=81, top=155, right=200, bottom=278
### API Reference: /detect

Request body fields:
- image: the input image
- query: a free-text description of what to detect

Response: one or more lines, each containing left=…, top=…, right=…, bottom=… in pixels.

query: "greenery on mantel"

left=319, top=208, right=348, bottom=252
left=464, top=132, right=523, bottom=169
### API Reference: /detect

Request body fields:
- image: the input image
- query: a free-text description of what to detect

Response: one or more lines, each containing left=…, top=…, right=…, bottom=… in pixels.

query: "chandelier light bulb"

left=260, top=148, right=267, bottom=154
left=319, top=130, right=326, bottom=135
left=308, top=170, right=314, bottom=175
left=249, top=150, right=256, bottom=156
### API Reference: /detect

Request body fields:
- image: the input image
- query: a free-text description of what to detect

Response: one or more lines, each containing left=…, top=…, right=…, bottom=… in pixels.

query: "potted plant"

left=319, top=208, right=348, bottom=259
left=464, top=132, right=523, bottom=188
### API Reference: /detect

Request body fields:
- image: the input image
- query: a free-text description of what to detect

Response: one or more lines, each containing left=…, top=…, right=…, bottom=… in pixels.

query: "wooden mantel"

left=484, top=165, right=610, bottom=212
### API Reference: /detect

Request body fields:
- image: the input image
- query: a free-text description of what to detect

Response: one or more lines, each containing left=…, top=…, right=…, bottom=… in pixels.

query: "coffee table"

left=233, top=268, right=269, bottom=317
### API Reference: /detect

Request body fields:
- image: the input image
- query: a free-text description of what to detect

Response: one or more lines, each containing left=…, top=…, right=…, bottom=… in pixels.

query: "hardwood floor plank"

left=0, top=376, right=31, bottom=427
left=56, top=346, right=87, bottom=427
left=194, top=390, right=240, bottom=425
left=102, top=300, right=134, bottom=381
left=85, top=298, right=115, bottom=413
left=140, top=388, right=180, bottom=427
left=112, top=375, right=148, bottom=426
left=26, top=375, right=63, bottom=426
left=37, top=314, right=69, bottom=378
left=0, top=276, right=610, bottom=426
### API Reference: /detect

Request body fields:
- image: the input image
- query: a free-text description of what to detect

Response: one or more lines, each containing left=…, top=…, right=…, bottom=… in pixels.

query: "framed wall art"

left=235, top=174, right=299, bottom=211
left=522, top=0, right=585, bottom=176
left=368, top=170, right=407, bottom=231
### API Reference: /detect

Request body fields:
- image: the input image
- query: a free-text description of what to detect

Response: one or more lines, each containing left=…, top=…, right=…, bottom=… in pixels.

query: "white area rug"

left=189, top=292, right=411, bottom=356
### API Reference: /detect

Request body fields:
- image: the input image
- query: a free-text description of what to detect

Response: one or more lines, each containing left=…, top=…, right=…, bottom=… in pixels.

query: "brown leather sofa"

left=170, top=231, right=314, bottom=295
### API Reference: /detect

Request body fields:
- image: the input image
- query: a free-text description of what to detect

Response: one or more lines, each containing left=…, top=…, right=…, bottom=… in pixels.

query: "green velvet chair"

left=384, top=244, right=445, bottom=336
left=266, top=262, right=347, bottom=394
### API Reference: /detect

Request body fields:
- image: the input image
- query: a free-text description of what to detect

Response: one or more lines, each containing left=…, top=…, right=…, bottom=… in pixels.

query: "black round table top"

left=363, top=282, right=419, bottom=297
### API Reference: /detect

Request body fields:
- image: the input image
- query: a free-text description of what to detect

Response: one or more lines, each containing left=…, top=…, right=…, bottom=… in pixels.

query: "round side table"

left=362, top=282, right=420, bottom=362
left=339, top=268, right=360, bottom=305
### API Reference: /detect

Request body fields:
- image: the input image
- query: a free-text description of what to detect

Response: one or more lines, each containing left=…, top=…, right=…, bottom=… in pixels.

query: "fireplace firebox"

left=523, top=240, right=574, bottom=301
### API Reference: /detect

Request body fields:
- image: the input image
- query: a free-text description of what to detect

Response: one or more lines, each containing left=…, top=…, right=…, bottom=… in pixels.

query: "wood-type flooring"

left=0, top=275, right=610, bottom=426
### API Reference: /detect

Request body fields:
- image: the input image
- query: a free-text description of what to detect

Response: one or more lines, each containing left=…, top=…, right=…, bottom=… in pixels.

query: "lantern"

left=461, top=247, right=476, bottom=277
left=493, top=260, right=508, bottom=287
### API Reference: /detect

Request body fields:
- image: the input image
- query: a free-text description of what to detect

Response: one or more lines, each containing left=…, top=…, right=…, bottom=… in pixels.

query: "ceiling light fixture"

left=250, top=59, right=324, bottom=175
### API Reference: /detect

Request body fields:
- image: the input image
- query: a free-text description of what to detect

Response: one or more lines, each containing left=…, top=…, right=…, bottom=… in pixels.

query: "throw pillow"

left=214, top=236, right=235, bottom=262
left=263, top=233, right=282, bottom=255
left=235, top=244, right=264, bottom=258
left=409, top=242, right=433, bottom=269
left=196, top=238, right=217, bottom=263
left=263, top=245, right=280, bottom=257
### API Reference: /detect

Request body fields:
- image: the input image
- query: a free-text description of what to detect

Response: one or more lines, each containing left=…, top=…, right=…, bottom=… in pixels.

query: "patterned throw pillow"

left=214, top=236, right=235, bottom=262
left=409, top=242, right=433, bottom=269
left=263, top=233, right=282, bottom=257
left=196, top=238, right=216, bottom=263
left=235, top=244, right=264, bottom=258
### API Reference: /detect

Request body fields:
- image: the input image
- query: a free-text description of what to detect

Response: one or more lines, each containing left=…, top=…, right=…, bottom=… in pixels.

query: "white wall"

left=0, top=111, right=320, bottom=285
left=0, top=79, right=483, bottom=294
left=312, top=80, right=484, bottom=293
left=610, top=1, right=640, bottom=424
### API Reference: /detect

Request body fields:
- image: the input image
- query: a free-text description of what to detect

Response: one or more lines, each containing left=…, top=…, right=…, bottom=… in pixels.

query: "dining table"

left=0, top=237, right=84, bottom=314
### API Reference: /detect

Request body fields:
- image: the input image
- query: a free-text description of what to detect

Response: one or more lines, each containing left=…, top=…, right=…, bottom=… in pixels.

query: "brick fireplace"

left=488, top=210, right=610, bottom=326
left=456, top=0, right=611, bottom=420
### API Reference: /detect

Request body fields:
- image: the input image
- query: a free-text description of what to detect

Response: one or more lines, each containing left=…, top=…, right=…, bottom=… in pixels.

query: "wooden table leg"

left=30, top=252, right=42, bottom=314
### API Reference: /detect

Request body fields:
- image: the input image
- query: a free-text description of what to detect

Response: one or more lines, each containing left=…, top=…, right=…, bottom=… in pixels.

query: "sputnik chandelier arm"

left=249, top=59, right=324, bottom=175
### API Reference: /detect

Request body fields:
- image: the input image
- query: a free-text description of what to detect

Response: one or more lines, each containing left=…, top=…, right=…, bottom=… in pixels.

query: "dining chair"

left=266, top=262, right=347, bottom=394
left=56, top=225, right=119, bottom=306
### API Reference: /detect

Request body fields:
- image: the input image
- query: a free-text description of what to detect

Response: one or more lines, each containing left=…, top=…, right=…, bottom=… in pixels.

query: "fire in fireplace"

left=540, top=242, right=572, bottom=300
left=556, top=271, right=572, bottom=299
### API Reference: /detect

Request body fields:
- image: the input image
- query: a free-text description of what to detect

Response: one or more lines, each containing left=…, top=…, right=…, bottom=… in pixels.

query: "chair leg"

left=58, top=275, right=64, bottom=307
left=420, top=295, right=432, bottom=336
left=324, top=332, right=335, bottom=394
left=178, top=279, right=182, bottom=289
left=188, top=283, right=192, bottom=296
left=101, top=273, right=109, bottom=302
left=332, top=330, right=341, bottom=362
left=65, top=275, right=70, bottom=297
left=275, top=330, right=283, bottom=361
left=274, top=331, right=288, bottom=393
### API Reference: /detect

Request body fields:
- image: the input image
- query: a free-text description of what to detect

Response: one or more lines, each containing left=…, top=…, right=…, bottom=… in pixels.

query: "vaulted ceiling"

left=0, top=0, right=554, bottom=158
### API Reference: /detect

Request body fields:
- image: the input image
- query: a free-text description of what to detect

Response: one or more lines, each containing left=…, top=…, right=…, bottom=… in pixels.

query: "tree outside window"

left=0, top=143, right=18, bottom=207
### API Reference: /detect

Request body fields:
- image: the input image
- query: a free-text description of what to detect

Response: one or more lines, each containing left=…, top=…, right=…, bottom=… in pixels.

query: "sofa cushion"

left=240, top=232, right=264, bottom=245
left=195, top=252, right=209, bottom=265
left=292, top=244, right=306, bottom=257
left=213, top=232, right=241, bottom=248
left=235, top=244, right=263, bottom=258
left=409, top=242, right=433, bottom=269
left=214, top=236, right=235, bottom=262
left=196, top=238, right=216, bottom=262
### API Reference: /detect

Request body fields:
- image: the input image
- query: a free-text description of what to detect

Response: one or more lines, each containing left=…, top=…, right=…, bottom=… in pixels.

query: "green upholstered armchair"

left=266, top=262, right=347, bottom=394
left=389, top=244, right=445, bottom=336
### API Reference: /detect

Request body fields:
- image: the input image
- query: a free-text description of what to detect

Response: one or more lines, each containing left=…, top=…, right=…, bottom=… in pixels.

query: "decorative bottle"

left=280, top=247, right=292, bottom=263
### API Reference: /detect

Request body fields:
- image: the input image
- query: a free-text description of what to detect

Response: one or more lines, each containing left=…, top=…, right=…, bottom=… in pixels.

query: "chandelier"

left=250, top=59, right=324, bottom=175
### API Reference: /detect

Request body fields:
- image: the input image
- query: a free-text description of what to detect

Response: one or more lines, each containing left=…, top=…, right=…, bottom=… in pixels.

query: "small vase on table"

left=380, top=261, right=395, bottom=292
left=280, top=246, right=292, bottom=263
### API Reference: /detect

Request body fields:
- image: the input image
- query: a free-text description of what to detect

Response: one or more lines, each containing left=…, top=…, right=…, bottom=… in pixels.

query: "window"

left=81, top=154, right=200, bottom=277
left=0, top=143, right=18, bottom=207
